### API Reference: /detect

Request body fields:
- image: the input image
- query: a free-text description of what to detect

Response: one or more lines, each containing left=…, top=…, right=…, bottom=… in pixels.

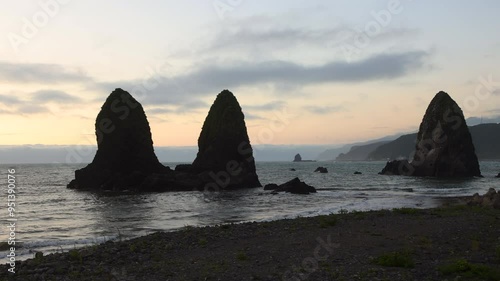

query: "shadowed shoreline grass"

left=1, top=203, right=499, bottom=281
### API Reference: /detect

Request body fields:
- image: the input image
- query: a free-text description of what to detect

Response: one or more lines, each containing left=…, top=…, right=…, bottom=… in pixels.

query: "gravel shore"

left=1, top=203, right=499, bottom=281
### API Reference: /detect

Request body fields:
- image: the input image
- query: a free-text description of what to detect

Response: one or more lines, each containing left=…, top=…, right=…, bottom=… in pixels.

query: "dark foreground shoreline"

left=1, top=202, right=499, bottom=281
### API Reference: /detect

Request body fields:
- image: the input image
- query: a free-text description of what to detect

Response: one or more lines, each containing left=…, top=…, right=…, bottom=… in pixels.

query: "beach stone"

left=192, top=90, right=261, bottom=189
left=492, top=194, right=500, bottom=209
left=485, top=188, right=497, bottom=198
left=67, top=88, right=166, bottom=190
left=379, top=91, right=481, bottom=177
left=314, top=167, right=328, bottom=173
left=467, top=190, right=500, bottom=209
left=470, top=193, right=483, bottom=205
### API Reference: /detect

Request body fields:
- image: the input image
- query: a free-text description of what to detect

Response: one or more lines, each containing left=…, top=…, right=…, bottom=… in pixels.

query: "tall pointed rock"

left=192, top=90, right=261, bottom=189
left=68, top=88, right=165, bottom=190
left=410, top=91, right=480, bottom=176
left=380, top=91, right=481, bottom=177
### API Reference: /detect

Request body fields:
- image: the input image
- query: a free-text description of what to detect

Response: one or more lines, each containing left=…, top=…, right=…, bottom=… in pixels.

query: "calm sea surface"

left=1, top=161, right=499, bottom=263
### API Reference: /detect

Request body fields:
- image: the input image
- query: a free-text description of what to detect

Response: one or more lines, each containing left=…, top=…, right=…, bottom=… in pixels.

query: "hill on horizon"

left=327, top=123, right=500, bottom=161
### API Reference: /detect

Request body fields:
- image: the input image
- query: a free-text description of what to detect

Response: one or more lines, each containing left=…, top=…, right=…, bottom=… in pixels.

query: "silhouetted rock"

left=191, top=90, right=261, bottom=189
left=270, top=178, right=316, bottom=194
left=67, top=88, right=167, bottom=191
left=411, top=91, right=481, bottom=177
left=354, top=171, right=362, bottom=175
left=379, top=91, right=481, bottom=177
left=379, top=160, right=412, bottom=175
left=139, top=171, right=203, bottom=192
left=175, top=164, right=193, bottom=173
left=496, top=173, right=500, bottom=178
left=290, top=168, right=296, bottom=171
left=263, top=184, right=279, bottom=191
left=293, top=153, right=316, bottom=162
left=293, top=154, right=302, bottom=162
left=314, top=167, right=328, bottom=173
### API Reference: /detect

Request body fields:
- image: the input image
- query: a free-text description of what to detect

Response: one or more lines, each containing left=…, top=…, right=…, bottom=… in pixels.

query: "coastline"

left=1, top=201, right=499, bottom=281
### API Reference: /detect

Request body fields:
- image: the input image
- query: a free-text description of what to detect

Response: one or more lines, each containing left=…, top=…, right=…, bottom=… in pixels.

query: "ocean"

left=1, top=161, right=498, bottom=264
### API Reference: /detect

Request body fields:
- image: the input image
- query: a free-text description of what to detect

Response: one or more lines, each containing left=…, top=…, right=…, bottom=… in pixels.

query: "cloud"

left=205, top=18, right=418, bottom=56
left=145, top=101, right=209, bottom=116
left=183, top=50, right=429, bottom=88
left=97, top=50, right=429, bottom=108
left=303, top=105, right=345, bottom=115
left=31, top=90, right=81, bottom=103
left=244, top=113, right=267, bottom=120
left=209, top=27, right=344, bottom=51
left=0, top=89, right=79, bottom=115
left=17, top=104, right=48, bottom=114
left=0, top=108, right=14, bottom=115
left=243, top=101, right=287, bottom=111
left=0, top=94, right=22, bottom=104
left=0, top=61, right=91, bottom=84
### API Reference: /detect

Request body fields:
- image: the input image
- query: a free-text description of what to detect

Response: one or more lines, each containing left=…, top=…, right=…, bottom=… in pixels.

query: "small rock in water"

left=354, top=171, right=362, bottom=175
left=263, top=184, right=279, bottom=191
left=314, top=167, right=328, bottom=173
left=265, top=178, right=317, bottom=194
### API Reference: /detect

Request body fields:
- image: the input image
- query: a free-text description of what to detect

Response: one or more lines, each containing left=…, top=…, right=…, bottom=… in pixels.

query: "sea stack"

left=293, top=154, right=302, bottom=162
left=191, top=90, right=261, bottom=189
left=67, top=88, right=166, bottom=190
left=380, top=91, right=481, bottom=177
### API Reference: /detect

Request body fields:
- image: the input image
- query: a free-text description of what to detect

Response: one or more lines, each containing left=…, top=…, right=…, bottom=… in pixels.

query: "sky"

left=1, top=0, right=499, bottom=149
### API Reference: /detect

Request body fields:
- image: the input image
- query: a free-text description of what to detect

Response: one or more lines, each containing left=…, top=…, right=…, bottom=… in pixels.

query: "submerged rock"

left=67, top=88, right=167, bottom=190
left=314, top=167, right=328, bottom=173
left=379, top=91, right=481, bottom=177
left=192, top=90, right=261, bottom=189
left=263, top=183, right=279, bottom=191
left=354, top=171, right=362, bottom=175
left=268, top=178, right=317, bottom=194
